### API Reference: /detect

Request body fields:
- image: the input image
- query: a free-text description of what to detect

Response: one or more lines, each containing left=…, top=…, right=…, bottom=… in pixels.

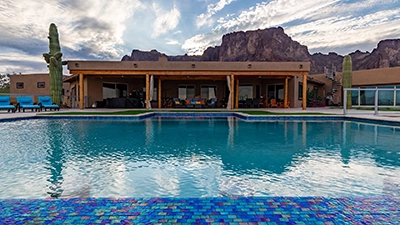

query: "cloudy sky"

left=1, top=0, right=400, bottom=74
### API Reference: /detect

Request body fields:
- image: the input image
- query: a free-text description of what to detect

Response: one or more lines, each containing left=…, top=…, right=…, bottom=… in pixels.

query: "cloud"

left=183, top=0, right=400, bottom=55
left=196, top=0, right=235, bottom=28
left=165, top=39, right=181, bottom=45
left=151, top=3, right=181, bottom=38
left=0, top=0, right=142, bottom=61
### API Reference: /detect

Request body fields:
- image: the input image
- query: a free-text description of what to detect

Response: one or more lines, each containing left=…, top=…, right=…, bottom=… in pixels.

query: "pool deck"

left=1, top=107, right=400, bottom=224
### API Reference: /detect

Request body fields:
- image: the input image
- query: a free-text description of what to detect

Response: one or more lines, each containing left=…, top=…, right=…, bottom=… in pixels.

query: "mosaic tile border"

left=2, top=112, right=400, bottom=127
left=1, top=196, right=399, bottom=224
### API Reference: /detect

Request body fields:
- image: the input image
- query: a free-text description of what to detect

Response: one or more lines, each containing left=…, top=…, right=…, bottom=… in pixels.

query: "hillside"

left=122, top=27, right=400, bottom=74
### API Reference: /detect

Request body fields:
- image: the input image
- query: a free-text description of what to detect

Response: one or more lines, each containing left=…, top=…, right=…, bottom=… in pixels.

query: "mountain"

left=121, top=27, right=400, bottom=74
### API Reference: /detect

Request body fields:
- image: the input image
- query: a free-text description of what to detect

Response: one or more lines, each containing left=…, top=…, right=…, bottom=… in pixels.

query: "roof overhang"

left=67, top=60, right=310, bottom=76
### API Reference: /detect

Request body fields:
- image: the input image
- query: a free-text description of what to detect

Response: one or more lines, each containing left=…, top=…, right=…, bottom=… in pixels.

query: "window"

left=378, top=86, right=394, bottom=106
left=238, top=85, right=253, bottom=100
left=360, top=89, right=375, bottom=106
left=268, top=84, right=284, bottom=101
left=314, top=86, right=318, bottom=93
left=102, top=83, right=128, bottom=99
left=201, top=86, right=216, bottom=99
left=37, top=82, right=45, bottom=88
left=16, top=82, right=24, bottom=89
left=178, top=85, right=195, bottom=99
left=351, top=90, right=359, bottom=105
left=298, top=83, right=303, bottom=100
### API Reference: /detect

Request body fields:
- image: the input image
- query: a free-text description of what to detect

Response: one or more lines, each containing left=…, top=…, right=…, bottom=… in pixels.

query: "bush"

left=306, top=89, right=325, bottom=107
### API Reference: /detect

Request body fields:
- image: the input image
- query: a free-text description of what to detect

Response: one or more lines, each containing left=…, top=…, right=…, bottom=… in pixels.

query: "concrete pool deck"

left=1, top=107, right=400, bottom=224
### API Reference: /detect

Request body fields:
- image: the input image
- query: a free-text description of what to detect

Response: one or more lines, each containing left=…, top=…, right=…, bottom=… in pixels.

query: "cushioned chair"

left=252, top=98, right=261, bottom=108
left=16, top=96, right=40, bottom=112
left=245, top=98, right=253, bottom=108
left=185, top=98, right=194, bottom=108
left=38, top=96, right=60, bottom=111
left=270, top=98, right=278, bottom=108
left=207, top=98, right=217, bottom=108
left=193, top=98, right=203, bottom=109
left=0, top=96, right=16, bottom=113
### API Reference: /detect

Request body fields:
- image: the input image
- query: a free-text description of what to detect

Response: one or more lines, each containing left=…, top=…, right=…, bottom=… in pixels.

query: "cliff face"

left=121, top=27, right=400, bottom=74
left=207, top=27, right=312, bottom=62
left=351, top=39, right=400, bottom=70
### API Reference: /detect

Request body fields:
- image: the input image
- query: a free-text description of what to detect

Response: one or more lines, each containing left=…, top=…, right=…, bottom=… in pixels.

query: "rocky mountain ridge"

left=122, top=27, right=400, bottom=74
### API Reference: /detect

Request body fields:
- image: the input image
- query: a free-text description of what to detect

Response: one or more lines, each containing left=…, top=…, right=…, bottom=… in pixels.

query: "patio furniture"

left=0, top=96, right=16, bottom=113
left=185, top=99, right=194, bottom=108
left=38, top=96, right=60, bottom=111
left=16, top=96, right=40, bottom=112
left=245, top=98, right=253, bottom=108
left=173, top=98, right=184, bottom=108
left=207, top=98, right=217, bottom=108
left=238, top=100, right=246, bottom=108
left=252, top=98, right=261, bottom=108
left=270, top=99, right=278, bottom=108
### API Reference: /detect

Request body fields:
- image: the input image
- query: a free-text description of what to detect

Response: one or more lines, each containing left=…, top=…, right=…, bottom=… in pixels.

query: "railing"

left=343, top=87, right=399, bottom=115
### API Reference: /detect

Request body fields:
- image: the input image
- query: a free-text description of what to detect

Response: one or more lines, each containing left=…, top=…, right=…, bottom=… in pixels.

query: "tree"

left=0, top=74, right=10, bottom=93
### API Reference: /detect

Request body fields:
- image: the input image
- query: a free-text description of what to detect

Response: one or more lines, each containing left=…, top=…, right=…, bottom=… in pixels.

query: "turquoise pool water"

left=0, top=117, right=399, bottom=199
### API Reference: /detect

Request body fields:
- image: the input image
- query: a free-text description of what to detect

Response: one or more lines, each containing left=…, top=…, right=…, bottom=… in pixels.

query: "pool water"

left=0, top=118, right=399, bottom=199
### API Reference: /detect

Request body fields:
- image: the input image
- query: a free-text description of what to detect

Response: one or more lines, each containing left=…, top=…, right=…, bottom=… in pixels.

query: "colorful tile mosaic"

left=1, top=197, right=399, bottom=224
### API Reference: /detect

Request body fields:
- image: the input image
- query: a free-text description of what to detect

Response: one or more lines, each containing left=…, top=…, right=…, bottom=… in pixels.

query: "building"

left=9, top=73, right=70, bottom=105
left=311, top=66, right=400, bottom=107
left=66, top=56, right=311, bottom=110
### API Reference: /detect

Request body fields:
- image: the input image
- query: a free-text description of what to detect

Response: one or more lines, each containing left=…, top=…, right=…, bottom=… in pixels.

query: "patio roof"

left=67, top=59, right=310, bottom=76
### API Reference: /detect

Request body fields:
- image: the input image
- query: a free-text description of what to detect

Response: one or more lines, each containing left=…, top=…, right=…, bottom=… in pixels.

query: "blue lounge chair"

left=38, top=96, right=60, bottom=111
left=0, top=96, right=16, bottom=113
left=16, top=96, right=40, bottom=112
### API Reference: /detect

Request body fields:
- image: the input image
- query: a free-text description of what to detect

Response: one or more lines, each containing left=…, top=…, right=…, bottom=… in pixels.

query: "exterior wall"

left=352, top=67, right=400, bottom=86
left=9, top=73, right=70, bottom=105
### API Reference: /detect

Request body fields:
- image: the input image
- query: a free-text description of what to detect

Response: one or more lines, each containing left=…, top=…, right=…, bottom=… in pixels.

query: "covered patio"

left=67, top=56, right=310, bottom=110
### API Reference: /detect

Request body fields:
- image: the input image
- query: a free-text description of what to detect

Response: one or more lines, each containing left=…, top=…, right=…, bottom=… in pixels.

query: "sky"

left=0, top=0, right=400, bottom=74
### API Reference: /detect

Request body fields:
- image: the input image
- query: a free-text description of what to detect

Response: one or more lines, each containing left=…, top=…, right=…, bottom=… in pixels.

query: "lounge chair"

left=16, top=96, right=40, bottom=112
left=38, top=96, right=60, bottom=111
left=0, top=96, right=16, bottom=113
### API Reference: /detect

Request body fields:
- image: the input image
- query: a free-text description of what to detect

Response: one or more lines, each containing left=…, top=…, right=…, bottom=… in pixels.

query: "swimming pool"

left=0, top=116, right=399, bottom=199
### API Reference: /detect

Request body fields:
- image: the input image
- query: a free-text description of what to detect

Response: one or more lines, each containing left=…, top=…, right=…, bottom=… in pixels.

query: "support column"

left=158, top=78, right=162, bottom=109
left=284, top=77, right=289, bottom=108
left=79, top=73, right=84, bottom=110
left=230, top=74, right=235, bottom=109
left=302, top=72, right=307, bottom=110
left=145, top=74, right=150, bottom=109
left=235, top=79, right=239, bottom=109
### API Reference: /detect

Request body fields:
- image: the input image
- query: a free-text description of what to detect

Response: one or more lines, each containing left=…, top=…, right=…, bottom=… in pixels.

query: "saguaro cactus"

left=43, top=23, right=66, bottom=105
left=342, top=55, right=352, bottom=109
